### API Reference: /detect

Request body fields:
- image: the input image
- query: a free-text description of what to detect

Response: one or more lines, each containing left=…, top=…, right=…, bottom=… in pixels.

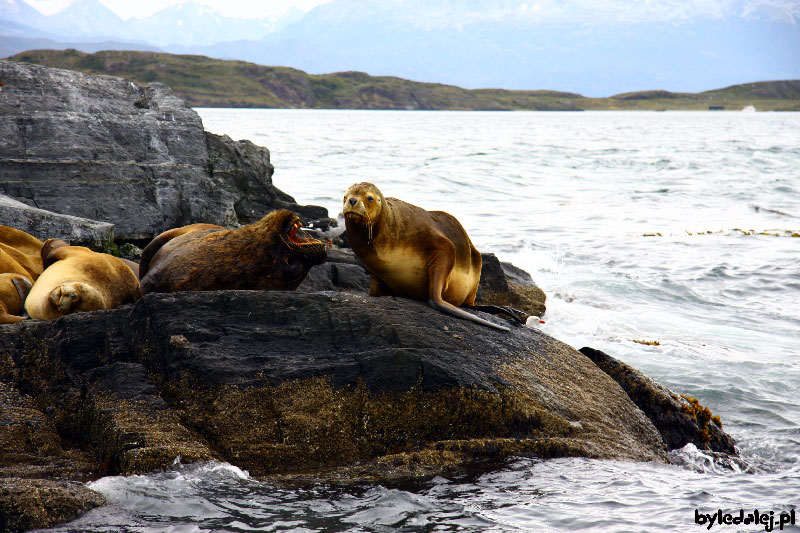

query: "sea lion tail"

left=428, top=298, right=511, bottom=332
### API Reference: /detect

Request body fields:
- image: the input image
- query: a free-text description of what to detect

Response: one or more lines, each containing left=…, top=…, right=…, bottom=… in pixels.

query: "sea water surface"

left=45, top=110, right=800, bottom=532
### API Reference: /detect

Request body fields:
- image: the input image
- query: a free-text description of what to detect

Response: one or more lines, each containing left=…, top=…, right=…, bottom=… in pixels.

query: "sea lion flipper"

left=11, top=276, right=33, bottom=306
left=466, top=304, right=528, bottom=326
left=369, top=275, right=395, bottom=296
left=428, top=298, right=511, bottom=332
left=427, top=246, right=508, bottom=331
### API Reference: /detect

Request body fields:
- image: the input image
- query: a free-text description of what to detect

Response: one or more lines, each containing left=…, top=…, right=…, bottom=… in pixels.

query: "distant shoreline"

left=7, top=49, right=800, bottom=112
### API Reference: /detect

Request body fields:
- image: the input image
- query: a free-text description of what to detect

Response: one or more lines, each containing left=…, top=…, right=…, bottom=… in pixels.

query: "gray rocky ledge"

left=0, top=60, right=324, bottom=242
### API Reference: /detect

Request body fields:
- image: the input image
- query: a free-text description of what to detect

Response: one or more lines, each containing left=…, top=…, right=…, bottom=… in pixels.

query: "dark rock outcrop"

left=0, top=477, right=105, bottom=532
left=0, top=60, right=325, bottom=242
left=0, top=292, right=669, bottom=484
left=476, top=253, right=547, bottom=317
left=580, top=347, right=737, bottom=455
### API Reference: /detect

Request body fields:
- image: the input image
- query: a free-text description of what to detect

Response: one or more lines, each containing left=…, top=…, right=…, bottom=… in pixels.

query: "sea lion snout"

left=50, top=283, right=80, bottom=314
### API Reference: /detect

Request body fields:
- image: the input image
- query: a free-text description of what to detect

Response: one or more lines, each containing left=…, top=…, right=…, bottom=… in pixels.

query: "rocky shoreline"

left=0, top=60, right=739, bottom=532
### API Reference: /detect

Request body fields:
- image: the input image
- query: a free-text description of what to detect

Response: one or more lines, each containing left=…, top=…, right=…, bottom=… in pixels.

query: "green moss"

left=157, top=375, right=578, bottom=477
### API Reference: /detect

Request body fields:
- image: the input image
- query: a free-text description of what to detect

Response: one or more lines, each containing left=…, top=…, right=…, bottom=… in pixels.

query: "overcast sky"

left=25, top=0, right=333, bottom=19
left=24, top=0, right=800, bottom=22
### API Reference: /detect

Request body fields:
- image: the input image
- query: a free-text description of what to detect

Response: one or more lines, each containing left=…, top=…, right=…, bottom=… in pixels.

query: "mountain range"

left=2, top=0, right=799, bottom=96
left=10, top=49, right=800, bottom=111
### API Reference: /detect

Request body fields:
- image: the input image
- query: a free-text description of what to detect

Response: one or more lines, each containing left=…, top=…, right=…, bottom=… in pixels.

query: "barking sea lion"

left=138, top=209, right=325, bottom=293
left=343, top=182, right=510, bottom=332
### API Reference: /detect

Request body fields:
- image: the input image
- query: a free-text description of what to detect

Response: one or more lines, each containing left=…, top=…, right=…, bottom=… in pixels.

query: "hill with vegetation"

left=8, top=49, right=800, bottom=111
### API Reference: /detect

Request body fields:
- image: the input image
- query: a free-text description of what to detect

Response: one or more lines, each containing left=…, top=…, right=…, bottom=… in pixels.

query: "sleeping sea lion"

left=138, top=209, right=325, bottom=293
left=25, top=241, right=142, bottom=321
left=342, top=182, right=510, bottom=332
left=0, top=226, right=44, bottom=281
left=0, top=273, right=32, bottom=324
left=0, top=225, right=44, bottom=255
left=0, top=243, right=43, bottom=280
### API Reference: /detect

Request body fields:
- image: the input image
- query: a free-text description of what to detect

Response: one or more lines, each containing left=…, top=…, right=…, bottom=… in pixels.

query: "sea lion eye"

left=367, top=196, right=374, bottom=203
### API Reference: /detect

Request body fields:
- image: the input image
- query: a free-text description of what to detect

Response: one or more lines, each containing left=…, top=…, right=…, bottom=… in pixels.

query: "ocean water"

left=44, top=110, right=800, bottom=532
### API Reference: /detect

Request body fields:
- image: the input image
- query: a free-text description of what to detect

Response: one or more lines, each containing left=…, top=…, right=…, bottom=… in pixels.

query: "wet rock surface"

left=0, top=292, right=685, bottom=499
left=580, top=347, right=737, bottom=455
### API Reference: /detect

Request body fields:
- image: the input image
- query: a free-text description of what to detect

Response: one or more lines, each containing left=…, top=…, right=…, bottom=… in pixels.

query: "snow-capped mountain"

left=127, top=2, right=303, bottom=47
left=2, top=0, right=799, bottom=95
left=1, top=0, right=301, bottom=46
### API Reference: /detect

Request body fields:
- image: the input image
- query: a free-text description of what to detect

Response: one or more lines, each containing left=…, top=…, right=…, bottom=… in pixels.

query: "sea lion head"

left=274, top=210, right=326, bottom=258
left=269, top=210, right=326, bottom=287
left=40, top=238, right=70, bottom=268
left=343, top=182, right=385, bottom=229
left=48, top=281, right=104, bottom=315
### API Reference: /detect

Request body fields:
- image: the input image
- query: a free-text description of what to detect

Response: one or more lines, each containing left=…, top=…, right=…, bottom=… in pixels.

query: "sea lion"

left=0, top=225, right=44, bottom=255
left=0, top=243, right=43, bottom=280
left=0, top=273, right=32, bottom=324
left=0, top=246, right=32, bottom=279
left=25, top=242, right=142, bottom=321
left=138, top=209, right=325, bottom=294
left=342, top=182, right=510, bottom=332
left=0, top=226, right=45, bottom=281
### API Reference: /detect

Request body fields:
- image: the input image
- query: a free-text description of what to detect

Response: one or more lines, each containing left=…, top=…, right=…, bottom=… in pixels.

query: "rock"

left=0, top=291, right=669, bottom=484
left=0, top=477, right=105, bottom=533
left=0, top=194, right=113, bottom=247
left=579, top=347, right=737, bottom=455
left=0, top=381, right=106, bottom=532
left=476, top=252, right=546, bottom=317
left=0, top=292, right=743, bottom=528
left=0, top=60, right=325, bottom=242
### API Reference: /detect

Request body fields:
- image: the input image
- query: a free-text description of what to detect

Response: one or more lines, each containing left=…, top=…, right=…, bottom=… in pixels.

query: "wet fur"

left=139, top=209, right=325, bottom=293
left=25, top=242, right=142, bottom=321
left=343, top=182, right=510, bottom=332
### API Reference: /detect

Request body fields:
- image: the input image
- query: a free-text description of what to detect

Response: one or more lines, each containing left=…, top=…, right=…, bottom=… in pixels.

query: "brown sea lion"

left=0, top=273, right=32, bottom=324
left=25, top=242, right=142, bottom=321
left=0, top=226, right=45, bottom=281
left=0, top=243, right=43, bottom=280
left=0, top=225, right=44, bottom=255
left=342, top=182, right=510, bottom=332
left=138, top=209, right=325, bottom=294
left=0, top=246, right=31, bottom=279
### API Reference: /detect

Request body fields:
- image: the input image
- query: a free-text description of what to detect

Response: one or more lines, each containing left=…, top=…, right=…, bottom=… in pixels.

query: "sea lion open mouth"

left=282, top=217, right=323, bottom=248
